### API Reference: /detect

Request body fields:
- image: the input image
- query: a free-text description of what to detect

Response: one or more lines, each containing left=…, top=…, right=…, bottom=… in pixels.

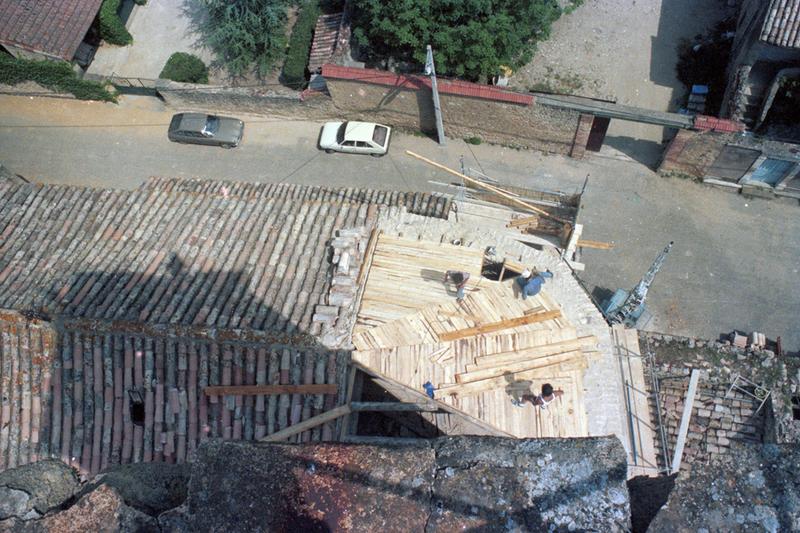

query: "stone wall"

left=640, top=331, right=800, bottom=460
left=325, top=79, right=582, bottom=153
left=648, top=443, right=800, bottom=533
left=654, top=372, right=765, bottom=472
left=187, top=437, right=630, bottom=532
left=157, top=81, right=337, bottom=120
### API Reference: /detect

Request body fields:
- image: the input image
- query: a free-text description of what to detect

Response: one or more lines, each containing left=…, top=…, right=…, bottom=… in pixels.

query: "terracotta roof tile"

left=693, top=115, right=746, bottom=133
left=760, top=0, right=800, bottom=48
left=321, top=64, right=534, bottom=106
left=0, top=0, right=103, bottom=60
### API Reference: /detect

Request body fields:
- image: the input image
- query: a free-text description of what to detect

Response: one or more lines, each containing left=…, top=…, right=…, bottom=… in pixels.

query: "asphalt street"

left=1, top=95, right=798, bottom=350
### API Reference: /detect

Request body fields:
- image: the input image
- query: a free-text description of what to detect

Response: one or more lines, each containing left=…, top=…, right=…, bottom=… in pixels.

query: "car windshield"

left=372, top=125, right=388, bottom=146
left=336, top=122, right=347, bottom=144
left=202, top=116, right=220, bottom=136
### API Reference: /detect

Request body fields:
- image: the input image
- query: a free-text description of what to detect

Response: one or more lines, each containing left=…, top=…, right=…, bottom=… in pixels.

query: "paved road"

left=1, top=95, right=798, bottom=350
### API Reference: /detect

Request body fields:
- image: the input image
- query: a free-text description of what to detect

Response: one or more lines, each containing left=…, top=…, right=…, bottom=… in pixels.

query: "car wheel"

left=325, top=149, right=335, bottom=154
left=221, top=143, right=235, bottom=149
left=370, top=152, right=385, bottom=158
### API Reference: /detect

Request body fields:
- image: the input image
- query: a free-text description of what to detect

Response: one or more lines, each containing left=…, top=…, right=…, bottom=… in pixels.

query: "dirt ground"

left=510, top=0, right=737, bottom=166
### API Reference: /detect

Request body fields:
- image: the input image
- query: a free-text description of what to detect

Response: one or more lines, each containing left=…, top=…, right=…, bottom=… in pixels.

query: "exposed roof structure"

left=0, top=0, right=104, bottom=61
left=760, top=0, right=800, bottom=49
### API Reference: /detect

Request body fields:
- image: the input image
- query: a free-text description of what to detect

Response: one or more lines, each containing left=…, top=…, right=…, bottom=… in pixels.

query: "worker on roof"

left=516, top=268, right=553, bottom=299
left=512, top=383, right=564, bottom=409
left=443, top=270, right=470, bottom=301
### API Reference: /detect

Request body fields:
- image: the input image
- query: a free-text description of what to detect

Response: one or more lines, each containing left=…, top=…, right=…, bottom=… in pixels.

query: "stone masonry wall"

left=157, top=82, right=337, bottom=120
left=326, top=79, right=581, bottom=153
left=654, top=373, right=765, bottom=473
left=640, top=331, right=800, bottom=472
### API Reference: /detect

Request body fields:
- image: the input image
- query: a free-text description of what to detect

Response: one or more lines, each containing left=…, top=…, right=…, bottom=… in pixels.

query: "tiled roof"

left=760, top=0, right=800, bottom=48
left=0, top=0, right=104, bottom=61
left=308, top=13, right=344, bottom=74
left=0, top=178, right=453, bottom=473
left=0, top=311, right=348, bottom=474
left=142, top=177, right=452, bottom=218
left=692, top=115, right=746, bottom=133
left=0, top=179, right=449, bottom=335
left=321, top=64, right=534, bottom=106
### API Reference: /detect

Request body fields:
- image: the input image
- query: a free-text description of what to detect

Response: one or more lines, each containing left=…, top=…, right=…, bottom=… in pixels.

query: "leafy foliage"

left=199, top=0, right=290, bottom=77
left=99, top=0, right=133, bottom=46
left=160, top=52, right=209, bottom=83
left=350, top=0, right=566, bottom=81
left=0, top=54, right=116, bottom=102
left=282, top=0, right=321, bottom=88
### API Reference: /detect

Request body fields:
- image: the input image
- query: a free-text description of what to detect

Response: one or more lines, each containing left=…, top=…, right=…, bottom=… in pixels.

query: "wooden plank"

left=468, top=338, right=593, bottom=371
left=577, top=239, right=614, bottom=250
left=507, top=215, right=540, bottom=228
left=438, top=310, right=562, bottom=342
left=440, top=361, right=587, bottom=397
left=350, top=402, right=441, bottom=412
left=259, top=405, right=351, bottom=442
left=405, top=151, right=570, bottom=224
left=203, top=384, right=338, bottom=396
left=456, top=350, right=584, bottom=384
left=671, top=369, right=700, bottom=474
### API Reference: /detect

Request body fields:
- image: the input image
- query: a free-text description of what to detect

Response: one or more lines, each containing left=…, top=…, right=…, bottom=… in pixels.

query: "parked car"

left=167, top=113, right=244, bottom=148
left=319, top=121, right=392, bottom=157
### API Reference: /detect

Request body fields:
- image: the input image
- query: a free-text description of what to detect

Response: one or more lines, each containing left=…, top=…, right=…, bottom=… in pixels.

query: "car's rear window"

left=372, top=125, right=388, bottom=146
left=203, top=116, right=220, bottom=136
left=169, top=114, right=182, bottom=132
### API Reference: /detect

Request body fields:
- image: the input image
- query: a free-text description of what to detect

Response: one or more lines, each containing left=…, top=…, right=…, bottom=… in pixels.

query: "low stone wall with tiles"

left=325, top=79, right=581, bottom=153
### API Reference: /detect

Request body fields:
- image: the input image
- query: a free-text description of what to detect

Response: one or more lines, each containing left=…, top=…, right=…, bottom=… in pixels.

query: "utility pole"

left=425, top=45, right=446, bottom=146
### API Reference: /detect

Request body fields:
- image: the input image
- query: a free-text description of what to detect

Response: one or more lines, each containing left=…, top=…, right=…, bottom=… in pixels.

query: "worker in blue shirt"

left=517, top=268, right=553, bottom=299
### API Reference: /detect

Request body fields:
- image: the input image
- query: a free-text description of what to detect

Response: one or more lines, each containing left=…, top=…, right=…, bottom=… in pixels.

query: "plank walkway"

left=612, top=325, right=659, bottom=477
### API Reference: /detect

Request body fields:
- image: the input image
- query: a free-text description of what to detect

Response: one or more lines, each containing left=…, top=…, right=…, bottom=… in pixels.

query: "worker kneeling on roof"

left=517, top=268, right=553, bottom=299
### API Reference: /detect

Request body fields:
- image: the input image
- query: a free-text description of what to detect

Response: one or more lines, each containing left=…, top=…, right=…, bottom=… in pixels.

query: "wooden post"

left=671, top=369, right=700, bottom=474
left=203, top=384, right=338, bottom=396
left=260, top=405, right=351, bottom=442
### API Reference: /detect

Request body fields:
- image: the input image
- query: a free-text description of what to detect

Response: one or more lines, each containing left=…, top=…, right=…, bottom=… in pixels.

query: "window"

left=342, top=140, right=356, bottom=147
left=336, top=122, right=347, bottom=144
left=356, top=141, right=369, bottom=148
left=202, top=115, right=220, bottom=137
left=792, top=396, right=800, bottom=421
left=372, top=125, right=388, bottom=146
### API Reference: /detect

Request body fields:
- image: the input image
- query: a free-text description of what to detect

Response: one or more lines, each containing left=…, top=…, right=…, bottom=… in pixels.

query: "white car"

left=319, top=121, right=392, bottom=157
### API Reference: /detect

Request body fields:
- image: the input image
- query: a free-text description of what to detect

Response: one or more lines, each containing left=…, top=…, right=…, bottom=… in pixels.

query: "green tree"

left=199, top=0, right=290, bottom=77
left=160, top=53, right=209, bottom=84
left=350, top=0, right=569, bottom=81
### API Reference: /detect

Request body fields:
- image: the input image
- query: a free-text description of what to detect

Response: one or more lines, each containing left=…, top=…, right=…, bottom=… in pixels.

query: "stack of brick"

left=314, top=226, right=371, bottom=347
